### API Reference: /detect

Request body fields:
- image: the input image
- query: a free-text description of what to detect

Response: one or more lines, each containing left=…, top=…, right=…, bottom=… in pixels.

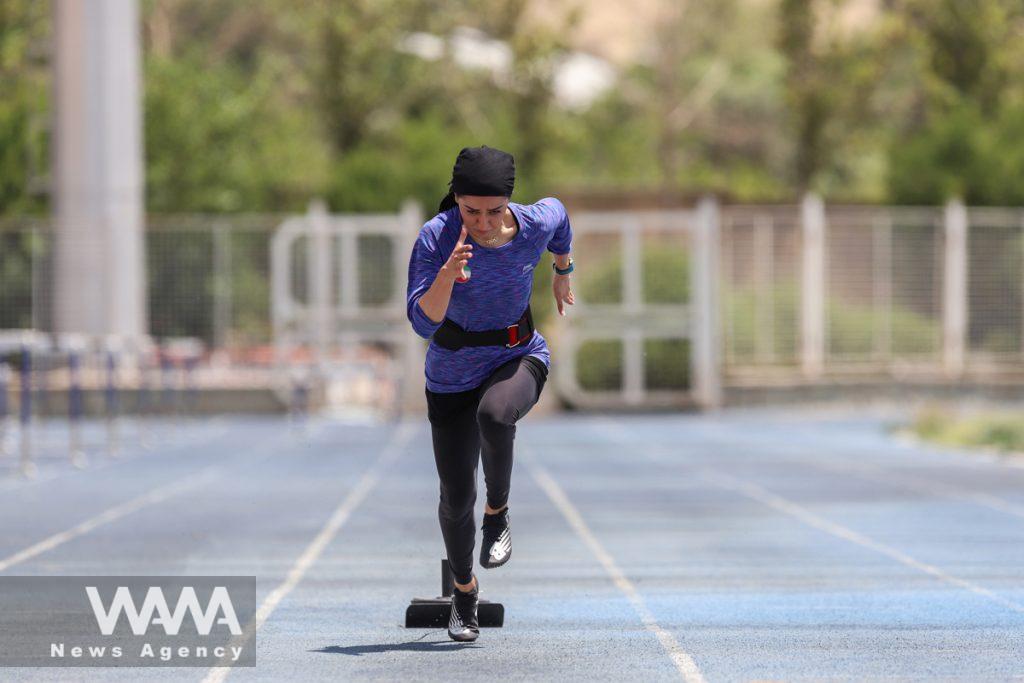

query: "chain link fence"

left=720, top=203, right=1024, bottom=382
left=967, top=208, right=1024, bottom=363
left=2, top=200, right=1024, bottom=414
left=720, top=206, right=802, bottom=370
left=1, top=215, right=280, bottom=356
left=146, top=215, right=280, bottom=357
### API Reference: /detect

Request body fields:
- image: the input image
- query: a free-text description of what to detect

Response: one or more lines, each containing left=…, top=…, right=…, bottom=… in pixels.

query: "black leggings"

left=426, top=355, right=548, bottom=585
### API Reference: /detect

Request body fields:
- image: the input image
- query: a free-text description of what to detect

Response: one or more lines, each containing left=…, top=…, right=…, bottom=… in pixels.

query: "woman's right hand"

left=442, top=227, right=473, bottom=281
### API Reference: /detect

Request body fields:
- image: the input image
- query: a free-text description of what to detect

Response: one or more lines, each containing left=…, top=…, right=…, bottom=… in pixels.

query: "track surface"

left=3, top=408, right=1024, bottom=681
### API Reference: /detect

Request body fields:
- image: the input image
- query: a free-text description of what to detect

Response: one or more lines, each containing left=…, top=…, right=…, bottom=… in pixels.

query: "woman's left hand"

left=553, top=273, right=575, bottom=316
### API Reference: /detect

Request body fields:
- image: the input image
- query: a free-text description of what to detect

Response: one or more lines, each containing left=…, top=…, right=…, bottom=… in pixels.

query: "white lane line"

left=669, top=418, right=1024, bottom=523
left=673, top=419, right=1024, bottom=523
left=594, top=418, right=1024, bottom=614
left=0, top=421, right=311, bottom=572
left=795, top=456, right=1024, bottom=521
left=600, top=418, right=1024, bottom=536
left=702, top=469, right=1024, bottom=615
left=202, top=420, right=419, bottom=683
left=0, top=465, right=222, bottom=573
left=525, top=453, right=707, bottom=683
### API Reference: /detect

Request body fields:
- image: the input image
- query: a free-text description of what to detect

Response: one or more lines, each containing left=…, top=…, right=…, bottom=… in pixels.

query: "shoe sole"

left=448, top=629, right=479, bottom=642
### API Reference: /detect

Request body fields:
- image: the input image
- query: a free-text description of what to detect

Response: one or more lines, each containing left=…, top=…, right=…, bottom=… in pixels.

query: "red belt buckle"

left=506, top=323, right=521, bottom=348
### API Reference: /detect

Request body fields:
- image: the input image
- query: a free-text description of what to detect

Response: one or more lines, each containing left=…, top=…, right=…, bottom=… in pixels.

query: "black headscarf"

left=438, top=146, right=516, bottom=213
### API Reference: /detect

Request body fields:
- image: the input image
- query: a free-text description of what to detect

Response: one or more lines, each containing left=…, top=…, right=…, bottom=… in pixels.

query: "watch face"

left=456, top=265, right=471, bottom=283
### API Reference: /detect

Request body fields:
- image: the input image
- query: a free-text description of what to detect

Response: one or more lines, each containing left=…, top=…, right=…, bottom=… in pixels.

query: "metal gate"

left=551, top=198, right=721, bottom=410
left=271, top=198, right=721, bottom=413
left=270, top=200, right=425, bottom=411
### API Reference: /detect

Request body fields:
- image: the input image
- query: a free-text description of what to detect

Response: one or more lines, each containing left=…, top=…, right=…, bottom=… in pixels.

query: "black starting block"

left=405, top=560, right=504, bottom=628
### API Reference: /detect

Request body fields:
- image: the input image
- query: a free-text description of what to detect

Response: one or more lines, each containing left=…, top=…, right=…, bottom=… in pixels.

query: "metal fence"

left=3, top=197, right=1024, bottom=412
left=967, top=207, right=1024, bottom=363
left=0, top=214, right=281, bottom=355
left=720, top=205, right=802, bottom=370
left=721, top=200, right=1024, bottom=386
left=547, top=201, right=719, bottom=409
left=720, top=203, right=950, bottom=379
left=270, top=200, right=423, bottom=411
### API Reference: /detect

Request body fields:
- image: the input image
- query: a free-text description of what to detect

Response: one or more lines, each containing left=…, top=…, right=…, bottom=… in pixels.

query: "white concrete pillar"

left=753, top=215, right=775, bottom=363
left=800, top=193, right=826, bottom=378
left=336, top=216, right=358, bottom=360
left=692, top=196, right=722, bottom=409
left=212, top=222, right=232, bottom=350
left=872, top=214, right=893, bottom=360
left=52, top=0, right=145, bottom=340
left=399, top=201, right=427, bottom=413
left=307, top=200, right=332, bottom=363
left=622, top=219, right=644, bottom=405
left=270, top=220, right=295, bottom=365
left=943, top=199, right=967, bottom=377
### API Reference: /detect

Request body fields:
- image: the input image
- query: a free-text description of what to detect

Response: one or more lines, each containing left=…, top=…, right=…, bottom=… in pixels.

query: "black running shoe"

left=480, top=508, right=511, bottom=569
left=448, top=578, right=479, bottom=642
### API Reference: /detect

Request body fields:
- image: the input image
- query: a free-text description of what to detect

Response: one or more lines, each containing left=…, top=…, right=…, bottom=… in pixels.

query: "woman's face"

left=456, top=195, right=508, bottom=240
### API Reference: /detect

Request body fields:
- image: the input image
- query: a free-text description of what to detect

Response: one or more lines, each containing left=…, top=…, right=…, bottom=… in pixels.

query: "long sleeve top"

left=406, top=197, right=573, bottom=393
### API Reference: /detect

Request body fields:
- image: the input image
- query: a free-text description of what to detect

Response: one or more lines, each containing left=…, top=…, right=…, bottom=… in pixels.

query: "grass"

left=911, top=405, right=1024, bottom=455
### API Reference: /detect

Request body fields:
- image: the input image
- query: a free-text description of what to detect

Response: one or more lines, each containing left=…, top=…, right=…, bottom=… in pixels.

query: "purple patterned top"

left=406, top=198, right=573, bottom=393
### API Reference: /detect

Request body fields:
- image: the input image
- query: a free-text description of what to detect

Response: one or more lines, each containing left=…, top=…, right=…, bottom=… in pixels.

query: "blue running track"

left=2, top=408, right=1024, bottom=681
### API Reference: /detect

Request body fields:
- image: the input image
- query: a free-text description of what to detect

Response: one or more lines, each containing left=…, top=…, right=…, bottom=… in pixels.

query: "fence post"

left=64, top=335, right=87, bottom=467
left=104, top=338, right=121, bottom=457
left=872, top=214, right=893, bottom=360
left=943, top=199, right=967, bottom=378
left=308, top=200, right=332, bottom=365
left=338, top=212, right=358, bottom=361
left=0, top=363, right=9, bottom=457
left=753, top=215, right=775, bottom=363
left=212, top=221, right=232, bottom=352
left=692, top=196, right=722, bottom=409
left=622, top=218, right=644, bottom=406
left=19, top=342, right=33, bottom=477
left=399, top=200, right=426, bottom=413
left=801, top=193, right=826, bottom=379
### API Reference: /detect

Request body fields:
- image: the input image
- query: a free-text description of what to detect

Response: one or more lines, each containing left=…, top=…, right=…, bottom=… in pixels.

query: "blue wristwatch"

left=553, top=258, right=574, bottom=276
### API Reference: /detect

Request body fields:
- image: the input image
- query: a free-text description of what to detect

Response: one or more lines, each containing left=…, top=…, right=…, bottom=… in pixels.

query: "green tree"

left=0, top=0, right=48, bottom=329
left=142, top=0, right=328, bottom=212
left=777, top=0, right=889, bottom=196
left=562, top=0, right=794, bottom=200
left=902, top=0, right=1018, bottom=114
left=886, top=0, right=1024, bottom=204
left=313, top=0, right=424, bottom=156
left=0, top=0, right=48, bottom=215
left=474, top=0, right=575, bottom=194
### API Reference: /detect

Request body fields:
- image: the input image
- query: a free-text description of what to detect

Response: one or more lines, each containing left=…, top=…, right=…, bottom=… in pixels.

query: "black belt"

left=432, top=306, right=535, bottom=351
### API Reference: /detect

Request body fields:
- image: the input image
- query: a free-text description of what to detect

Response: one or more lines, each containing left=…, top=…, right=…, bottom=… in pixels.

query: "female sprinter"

left=406, top=146, right=575, bottom=641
